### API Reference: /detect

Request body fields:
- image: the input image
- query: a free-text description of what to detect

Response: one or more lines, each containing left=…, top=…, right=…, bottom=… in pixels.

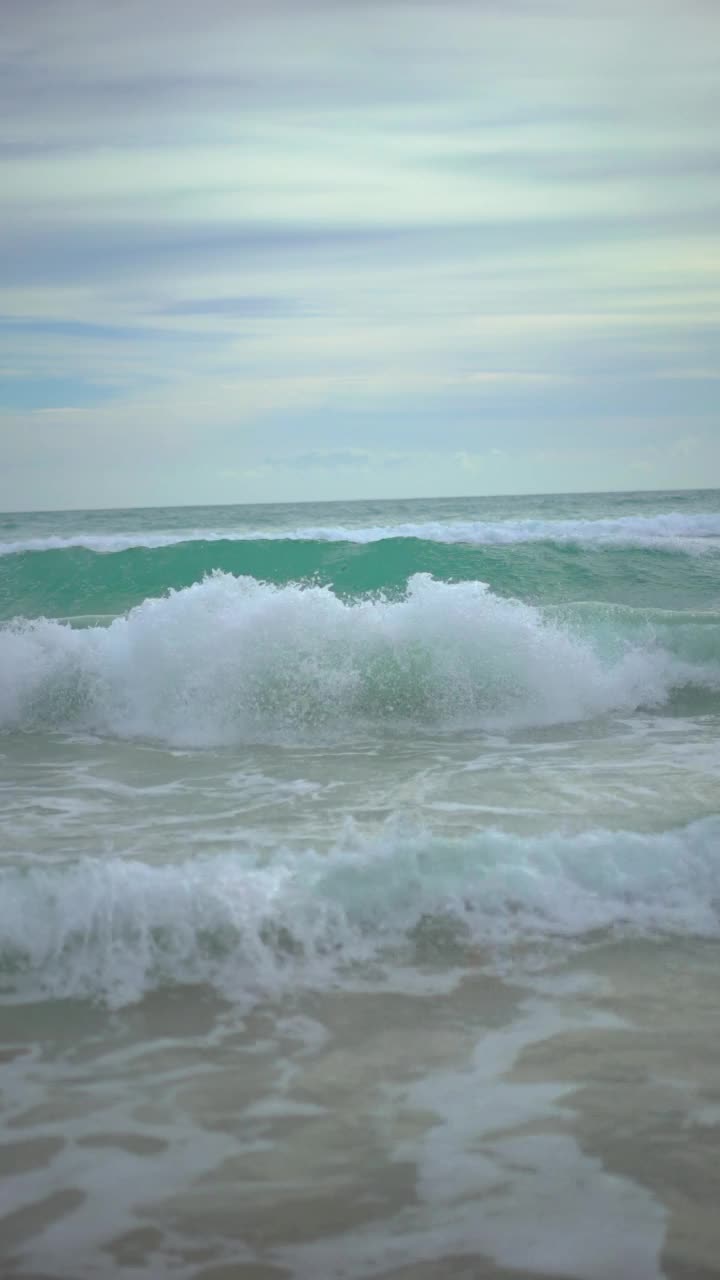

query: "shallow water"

left=3, top=949, right=720, bottom=1279
left=2, top=491, right=720, bottom=1277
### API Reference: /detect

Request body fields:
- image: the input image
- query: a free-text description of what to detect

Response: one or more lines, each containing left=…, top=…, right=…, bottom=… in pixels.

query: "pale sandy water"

left=2, top=947, right=720, bottom=1279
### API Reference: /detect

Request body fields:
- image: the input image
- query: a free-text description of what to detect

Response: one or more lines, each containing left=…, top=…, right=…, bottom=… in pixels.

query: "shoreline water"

left=3, top=944, right=720, bottom=1278
left=2, top=490, right=719, bottom=1277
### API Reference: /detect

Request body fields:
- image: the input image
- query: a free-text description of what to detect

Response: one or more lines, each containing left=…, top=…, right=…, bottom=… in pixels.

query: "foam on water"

left=1, top=510, right=720, bottom=555
left=1, top=573, right=717, bottom=744
left=1, top=817, right=718, bottom=1007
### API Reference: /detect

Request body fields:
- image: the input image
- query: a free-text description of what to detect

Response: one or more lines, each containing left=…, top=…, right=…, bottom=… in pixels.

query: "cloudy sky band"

left=1, top=0, right=718, bottom=507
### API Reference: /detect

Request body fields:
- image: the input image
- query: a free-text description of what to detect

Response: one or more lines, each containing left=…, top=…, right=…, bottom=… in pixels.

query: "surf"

left=2, top=816, right=718, bottom=1008
left=2, top=508, right=720, bottom=556
left=1, top=572, right=718, bottom=745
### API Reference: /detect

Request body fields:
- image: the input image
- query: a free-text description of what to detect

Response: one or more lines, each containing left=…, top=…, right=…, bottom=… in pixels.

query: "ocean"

left=1, top=489, right=720, bottom=1280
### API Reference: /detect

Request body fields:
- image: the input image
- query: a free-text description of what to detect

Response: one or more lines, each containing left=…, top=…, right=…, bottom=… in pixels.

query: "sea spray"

left=2, top=573, right=717, bottom=744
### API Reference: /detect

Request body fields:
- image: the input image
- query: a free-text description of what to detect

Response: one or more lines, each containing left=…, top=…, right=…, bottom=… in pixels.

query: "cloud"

left=271, top=449, right=409, bottom=471
left=0, top=0, right=718, bottom=505
left=435, top=145, right=720, bottom=185
left=0, top=376, right=120, bottom=411
left=159, top=296, right=300, bottom=318
left=0, top=316, right=182, bottom=341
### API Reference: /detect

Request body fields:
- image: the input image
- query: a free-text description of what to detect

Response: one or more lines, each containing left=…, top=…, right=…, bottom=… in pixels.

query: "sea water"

left=1, top=490, right=719, bottom=1278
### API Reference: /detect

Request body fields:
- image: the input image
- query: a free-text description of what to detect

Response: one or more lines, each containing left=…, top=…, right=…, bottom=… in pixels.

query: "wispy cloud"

left=0, top=0, right=718, bottom=506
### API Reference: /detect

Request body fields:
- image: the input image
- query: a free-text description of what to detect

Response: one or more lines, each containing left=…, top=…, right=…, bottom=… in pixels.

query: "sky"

left=1, top=0, right=719, bottom=510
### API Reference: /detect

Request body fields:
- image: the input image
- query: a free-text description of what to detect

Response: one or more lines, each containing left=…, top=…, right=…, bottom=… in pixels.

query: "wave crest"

left=2, top=510, right=720, bottom=556
left=2, top=573, right=717, bottom=743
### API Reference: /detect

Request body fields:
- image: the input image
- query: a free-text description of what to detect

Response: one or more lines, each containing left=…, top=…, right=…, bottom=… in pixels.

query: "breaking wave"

left=1, top=573, right=718, bottom=744
left=2, top=818, right=719, bottom=1007
left=2, top=510, right=720, bottom=556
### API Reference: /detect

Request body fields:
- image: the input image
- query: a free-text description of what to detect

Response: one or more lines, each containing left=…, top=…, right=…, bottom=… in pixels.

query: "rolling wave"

left=2, top=537, right=719, bottom=623
left=1, top=573, right=717, bottom=744
left=1, top=510, right=720, bottom=556
left=2, top=817, right=718, bottom=1007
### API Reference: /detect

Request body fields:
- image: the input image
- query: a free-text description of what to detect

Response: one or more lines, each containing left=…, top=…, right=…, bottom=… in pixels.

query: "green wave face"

left=2, top=536, right=720, bottom=621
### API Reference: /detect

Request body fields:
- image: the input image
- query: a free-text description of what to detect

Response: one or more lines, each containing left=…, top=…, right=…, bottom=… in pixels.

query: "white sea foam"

left=1, top=573, right=716, bottom=744
left=1, top=511, right=720, bottom=555
left=1, top=818, right=718, bottom=1007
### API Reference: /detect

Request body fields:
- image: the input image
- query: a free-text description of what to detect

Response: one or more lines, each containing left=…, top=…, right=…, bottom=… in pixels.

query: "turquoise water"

left=2, top=490, right=720, bottom=1278
left=2, top=489, right=720, bottom=620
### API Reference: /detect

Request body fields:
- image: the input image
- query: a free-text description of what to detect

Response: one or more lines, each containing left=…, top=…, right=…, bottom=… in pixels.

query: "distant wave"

left=1, top=573, right=718, bottom=745
left=2, top=511, right=720, bottom=556
left=2, top=816, right=718, bottom=1007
